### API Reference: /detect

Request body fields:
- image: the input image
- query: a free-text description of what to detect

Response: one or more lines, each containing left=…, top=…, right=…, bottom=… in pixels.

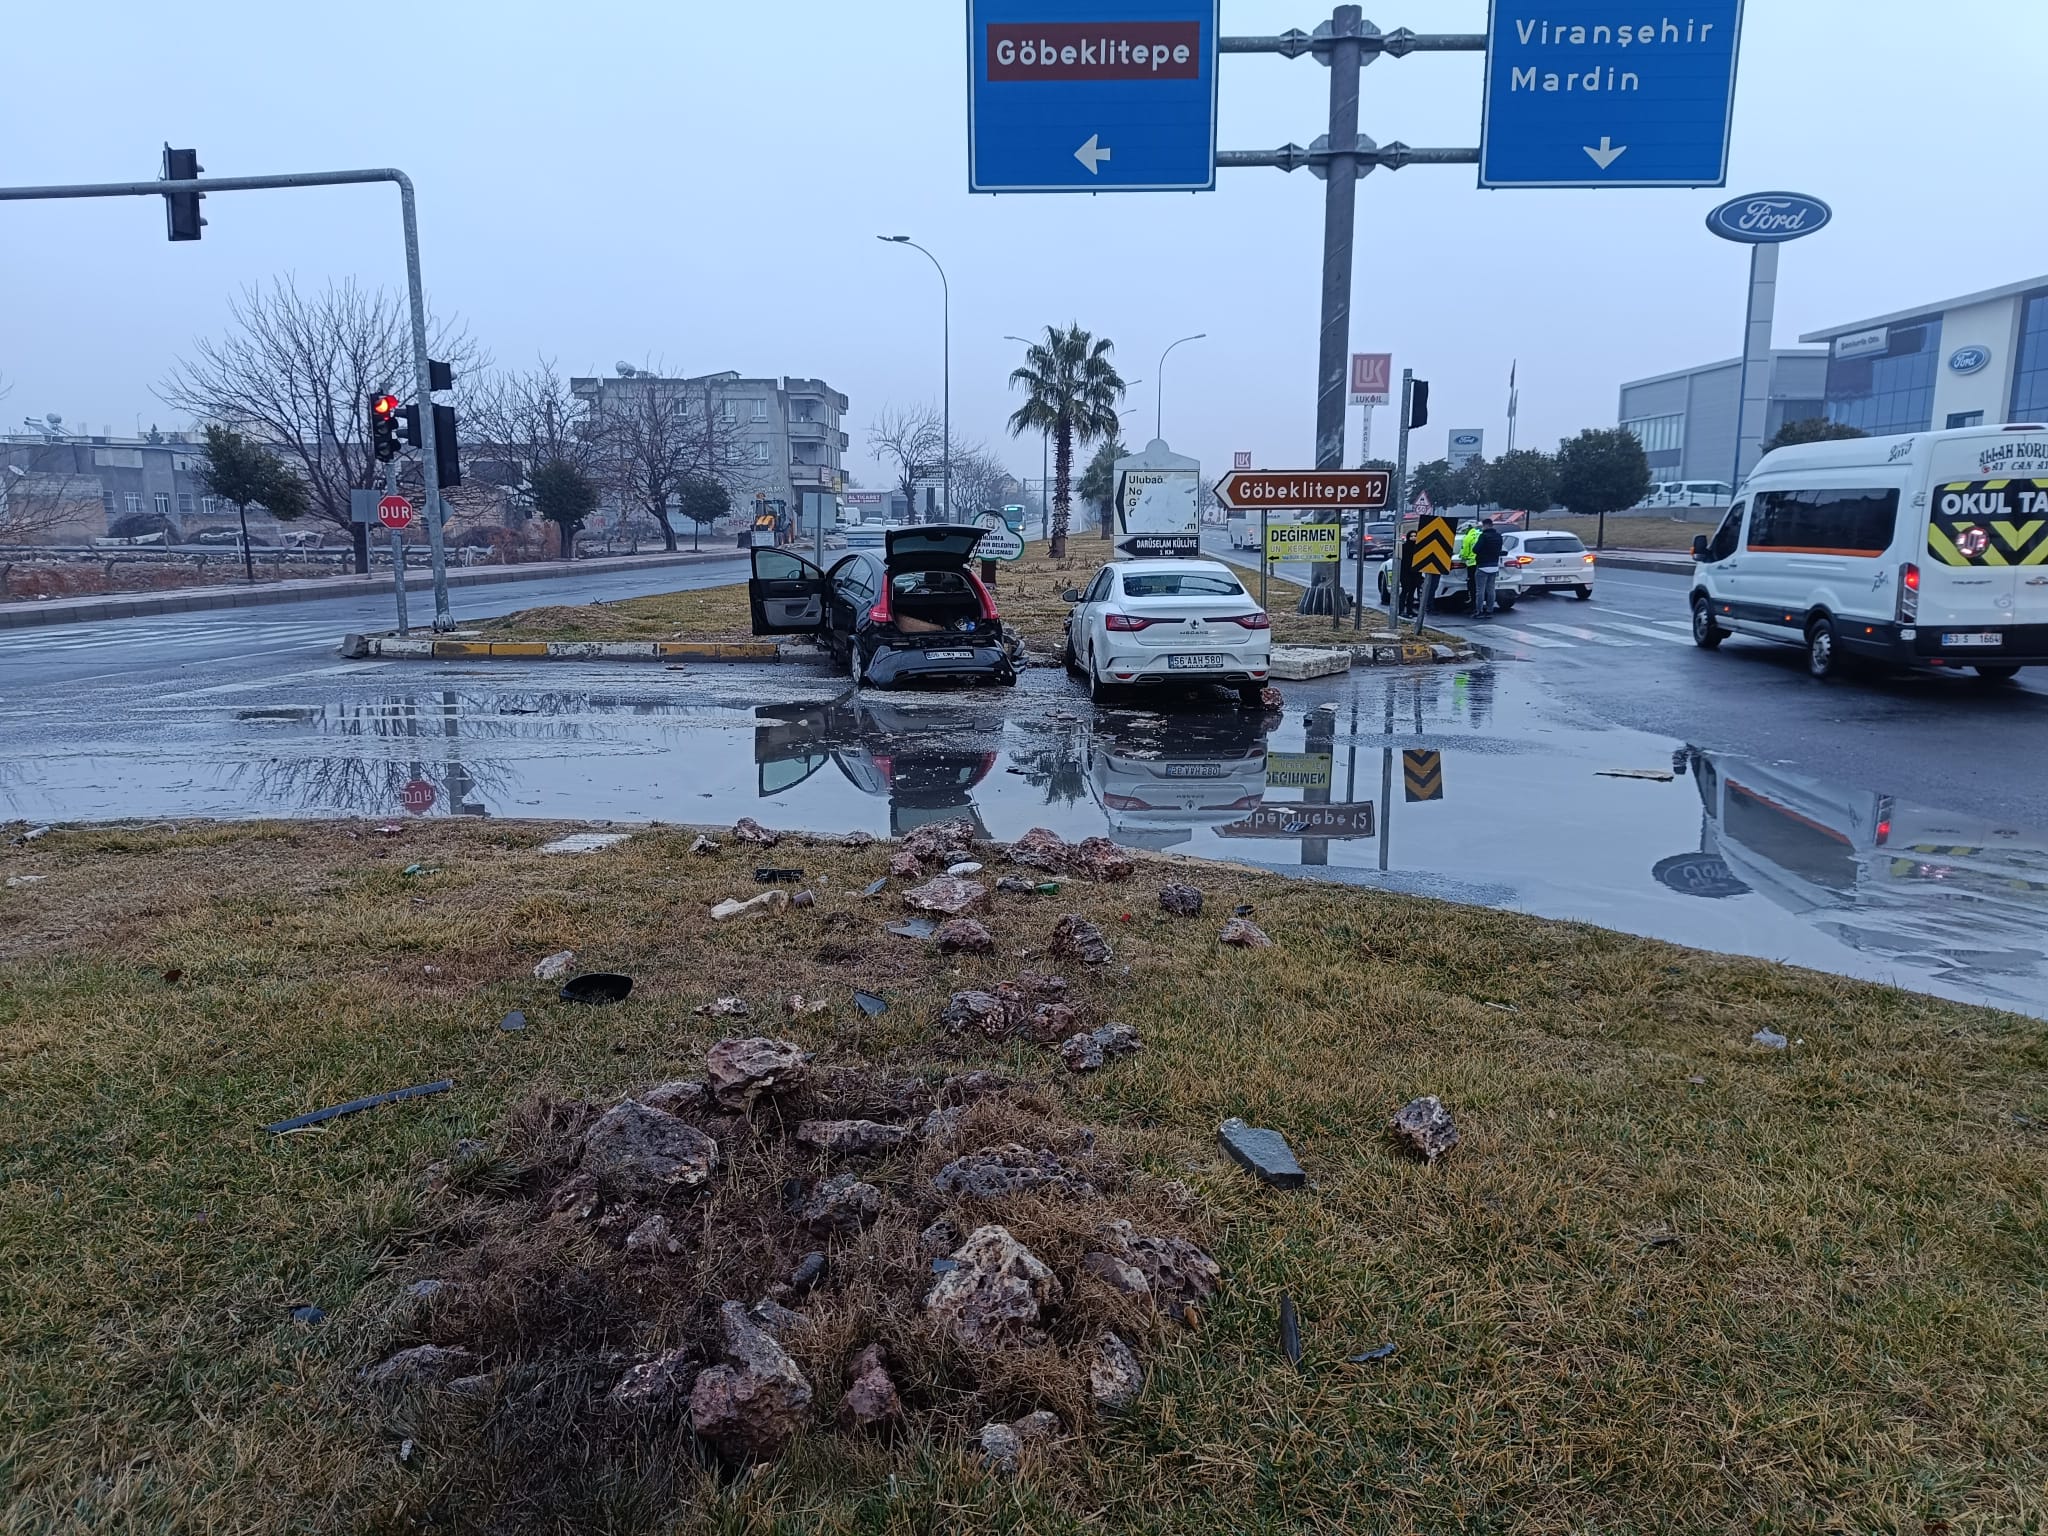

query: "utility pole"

left=1392, top=368, right=1414, bottom=624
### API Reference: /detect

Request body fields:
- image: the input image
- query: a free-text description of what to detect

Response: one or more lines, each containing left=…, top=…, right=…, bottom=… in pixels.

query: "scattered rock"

left=918, top=1216, right=962, bottom=1260
left=947, top=861, right=985, bottom=876
left=787, top=1251, right=827, bottom=1294
left=918, top=1104, right=967, bottom=1146
left=497, top=1009, right=527, bottom=1032
left=694, top=995, right=752, bottom=1018
left=607, top=1348, right=701, bottom=1413
left=977, top=1421, right=1025, bottom=1474
left=1049, top=913, right=1113, bottom=966
left=580, top=1101, right=719, bottom=1196
left=903, top=876, right=989, bottom=917
left=1388, top=1095, right=1460, bottom=1163
left=791, top=890, right=817, bottom=911
left=705, top=1036, right=811, bottom=1109
left=786, top=992, right=830, bottom=1016
left=688, top=1301, right=813, bottom=1461
left=888, top=851, right=924, bottom=879
left=801, top=1173, right=882, bottom=1235
left=1020, top=1000, right=1081, bottom=1044
left=1014, top=1408, right=1060, bottom=1444
left=1259, top=687, right=1284, bottom=711
left=363, top=1344, right=480, bottom=1389
left=1089, top=1332, right=1143, bottom=1411
left=886, top=917, right=939, bottom=941
left=923, top=1224, right=1063, bottom=1349
left=711, top=889, right=790, bottom=922
left=935, top=918, right=996, bottom=954
left=1217, top=1117, right=1306, bottom=1189
left=1219, top=916, right=1273, bottom=949
left=732, top=817, right=781, bottom=846
left=1008, top=827, right=1071, bottom=871
left=796, top=1118, right=912, bottom=1158
left=533, top=949, right=575, bottom=981
left=689, top=834, right=721, bottom=856
left=747, top=1299, right=808, bottom=1340
left=995, top=876, right=1042, bottom=894
left=545, top=1173, right=604, bottom=1222
left=637, top=1079, right=707, bottom=1115
left=934, top=1144, right=1096, bottom=1201
left=936, top=989, right=1012, bottom=1039
left=840, top=1343, right=902, bottom=1430
left=1080, top=1250, right=1150, bottom=1297
left=625, top=1213, right=681, bottom=1258
left=1096, top=1219, right=1222, bottom=1320
left=904, top=818, right=977, bottom=864
left=1060, top=1021, right=1143, bottom=1072
left=1071, top=836, right=1136, bottom=882
left=1157, top=881, right=1204, bottom=916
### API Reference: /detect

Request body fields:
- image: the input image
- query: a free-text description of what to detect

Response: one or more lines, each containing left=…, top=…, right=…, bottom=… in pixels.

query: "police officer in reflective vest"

left=1455, top=520, right=1481, bottom=605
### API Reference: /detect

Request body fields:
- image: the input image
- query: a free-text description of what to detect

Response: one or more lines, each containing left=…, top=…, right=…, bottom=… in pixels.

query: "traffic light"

left=431, top=403, right=461, bottom=488
left=396, top=401, right=423, bottom=449
left=1408, top=379, right=1430, bottom=430
left=369, top=392, right=401, bottom=461
left=428, top=358, right=454, bottom=393
left=161, top=144, right=204, bottom=242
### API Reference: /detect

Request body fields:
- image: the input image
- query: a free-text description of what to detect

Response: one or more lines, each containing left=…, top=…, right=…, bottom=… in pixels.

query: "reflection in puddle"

left=5, top=665, right=2046, bottom=1016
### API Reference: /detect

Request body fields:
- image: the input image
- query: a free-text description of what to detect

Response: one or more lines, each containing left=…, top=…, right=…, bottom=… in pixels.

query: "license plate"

left=1166, top=654, right=1225, bottom=670
left=1942, top=632, right=2002, bottom=647
left=1545, top=574, right=1574, bottom=584
left=1163, top=763, right=1230, bottom=778
left=926, top=649, right=973, bottom=660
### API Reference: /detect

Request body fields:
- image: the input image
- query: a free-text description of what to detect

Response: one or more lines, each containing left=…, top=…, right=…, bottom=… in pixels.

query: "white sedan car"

left=1062, top=559, right=1272, bottom=707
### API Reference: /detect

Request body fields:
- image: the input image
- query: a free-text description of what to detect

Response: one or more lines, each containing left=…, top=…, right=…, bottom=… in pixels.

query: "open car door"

left=750, top=548, right=828, bottom=635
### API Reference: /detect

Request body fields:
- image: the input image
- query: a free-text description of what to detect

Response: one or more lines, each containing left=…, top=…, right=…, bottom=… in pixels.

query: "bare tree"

left=0, top=445, right=99, bottom=543
left=158, top=277, right=484, bottom=572
left=470, top=358, right=599, bottom=486
left=588, top=372, right=748, bottom=552
left=947, top=443, right=1015, bottom=519
left=867, top=405, right=945, bottom=523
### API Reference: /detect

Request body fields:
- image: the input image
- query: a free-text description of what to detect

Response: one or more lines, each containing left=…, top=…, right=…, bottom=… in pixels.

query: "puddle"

left=5, top=665, right=2046, bottom=1017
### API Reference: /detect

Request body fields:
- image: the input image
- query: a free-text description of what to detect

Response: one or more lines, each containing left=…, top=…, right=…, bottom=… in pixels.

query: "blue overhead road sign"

left=967, top=0, right=1218, bottom=193
left=1479, top=1, right=1745, bottom=188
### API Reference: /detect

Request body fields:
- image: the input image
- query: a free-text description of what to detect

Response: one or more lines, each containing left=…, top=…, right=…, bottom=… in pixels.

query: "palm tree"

left=1006, top=324, right=1124, bottom=559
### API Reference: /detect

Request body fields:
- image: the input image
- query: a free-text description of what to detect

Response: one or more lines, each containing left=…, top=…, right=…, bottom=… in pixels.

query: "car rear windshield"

left=1520, top=535, right=1585, bottom=554
left=892, top=569, right=973, bottom=596
left=1119, top=572, right=1245, bottom=597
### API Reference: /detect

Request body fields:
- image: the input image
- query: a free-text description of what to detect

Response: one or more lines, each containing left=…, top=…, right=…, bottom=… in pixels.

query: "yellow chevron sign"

left=1413, top=516, right=1456, bottom=576
left=1929, top=480, right=2048, bottom=566
left=1403, top=749, right=1444, bottom=802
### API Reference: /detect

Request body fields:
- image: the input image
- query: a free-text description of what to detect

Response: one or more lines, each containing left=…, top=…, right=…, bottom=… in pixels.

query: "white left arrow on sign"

left=1583, top=136, right=1628, bottom=170
left=1074, top=134, right=1113, bottom=174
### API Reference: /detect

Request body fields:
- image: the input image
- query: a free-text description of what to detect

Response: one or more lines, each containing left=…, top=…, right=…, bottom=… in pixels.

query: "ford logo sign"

left=1704, top=191, right=1833, bottom=245
left=1452, top=433, right=1480, bottom=446
left=1948, top=346, right=1991, bottom=375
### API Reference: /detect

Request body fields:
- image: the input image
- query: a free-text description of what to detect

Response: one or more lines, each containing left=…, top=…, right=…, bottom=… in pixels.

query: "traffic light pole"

left=0, top=163, right=456, bottom=629
left=385, top=458, right=411, bottom=638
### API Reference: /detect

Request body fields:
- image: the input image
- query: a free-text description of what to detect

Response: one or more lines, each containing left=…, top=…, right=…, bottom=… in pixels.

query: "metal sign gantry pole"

left=0, top=166, right=456, bottom=630
left=1218, top=9, right=1482, bottom=621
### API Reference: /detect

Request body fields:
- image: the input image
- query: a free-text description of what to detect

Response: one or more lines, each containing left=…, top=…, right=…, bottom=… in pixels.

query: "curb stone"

left=345, top=635, right=788, bottom=662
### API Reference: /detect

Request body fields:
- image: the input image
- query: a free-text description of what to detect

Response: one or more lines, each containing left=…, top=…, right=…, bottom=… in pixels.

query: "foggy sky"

left=3, top=1, right=2042, bottom=488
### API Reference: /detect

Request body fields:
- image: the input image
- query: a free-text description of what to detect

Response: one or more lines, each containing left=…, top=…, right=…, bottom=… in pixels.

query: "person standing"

left=1454, top=519, right=1480, bottom=606
left=1472, top=516, right=1505, bottom=619
left=1397, top=529, right=1422, bottom=617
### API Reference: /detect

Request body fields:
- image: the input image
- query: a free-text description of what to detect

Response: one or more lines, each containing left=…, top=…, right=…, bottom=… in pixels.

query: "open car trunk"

left=889, top=570, right=984, bottom=635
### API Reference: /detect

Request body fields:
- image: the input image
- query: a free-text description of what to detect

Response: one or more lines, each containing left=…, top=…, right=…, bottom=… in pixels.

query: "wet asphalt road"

left=5, top=553, right=2048, bottom=1017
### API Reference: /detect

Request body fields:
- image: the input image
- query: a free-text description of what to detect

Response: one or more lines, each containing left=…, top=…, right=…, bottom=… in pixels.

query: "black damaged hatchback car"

left=748, top=525, right=1018, bottom=688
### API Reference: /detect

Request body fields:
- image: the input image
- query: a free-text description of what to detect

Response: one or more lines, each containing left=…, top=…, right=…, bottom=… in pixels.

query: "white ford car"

left=1062, top=559, right=1272, bottom=707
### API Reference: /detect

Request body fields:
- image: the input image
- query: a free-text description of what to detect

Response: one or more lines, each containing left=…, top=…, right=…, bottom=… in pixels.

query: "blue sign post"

left=1479, top=1, right=1745, bottom=188
left=967, top=0, right=1219, bottom=193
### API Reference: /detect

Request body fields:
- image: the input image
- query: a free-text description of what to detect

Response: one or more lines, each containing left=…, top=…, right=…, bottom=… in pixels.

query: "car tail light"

left=1582, top=553, right=1597, bottom=564
left=1898, top=562, right=1920, bottom=621
left=1104, top=613, right=1155, bottom=631
left=966, top=570, right=999, bottom=623
left=1220, top=611, right=1271, bottom=630
left=1507, top=555, right=1534, bottom=567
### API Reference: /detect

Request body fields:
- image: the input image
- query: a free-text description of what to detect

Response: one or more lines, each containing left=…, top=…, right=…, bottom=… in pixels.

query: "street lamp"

left=880, top=235, right=949, bottom=523
left=1006, top=333, right=1050, bottom=536
left=1155, top=333, right=1206, bottom=442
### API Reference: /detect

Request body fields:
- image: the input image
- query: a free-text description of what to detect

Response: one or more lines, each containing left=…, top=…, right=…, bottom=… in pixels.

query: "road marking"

left=1601, top=622, right=1696, bottom=645
left=1485, top=625, right=1572, bottom=649
left=1523, top=622, right=1641, bottom=647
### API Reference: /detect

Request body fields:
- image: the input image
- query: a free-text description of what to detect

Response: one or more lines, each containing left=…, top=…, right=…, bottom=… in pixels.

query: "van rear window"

left=1746, top=487, right=1899, bottom=556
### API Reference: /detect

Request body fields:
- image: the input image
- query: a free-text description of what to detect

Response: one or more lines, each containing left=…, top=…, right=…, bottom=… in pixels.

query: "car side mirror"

left=1691, top=534, right=1710, bottom=561
left=1061, top=587, right=1082, bottom=603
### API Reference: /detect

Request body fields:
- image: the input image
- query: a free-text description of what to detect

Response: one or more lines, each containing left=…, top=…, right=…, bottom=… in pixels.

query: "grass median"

left=2, top=818, right=2044, bottom=1533
left=468, top=540, right=1425, bottom=653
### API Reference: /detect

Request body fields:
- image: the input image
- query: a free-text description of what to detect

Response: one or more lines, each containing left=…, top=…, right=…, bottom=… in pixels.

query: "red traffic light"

left=371, top=393, right=400, bottom=420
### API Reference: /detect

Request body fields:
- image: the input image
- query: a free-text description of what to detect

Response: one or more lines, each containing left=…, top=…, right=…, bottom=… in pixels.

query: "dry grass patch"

left=1, top=818, right=2044, bottom=1533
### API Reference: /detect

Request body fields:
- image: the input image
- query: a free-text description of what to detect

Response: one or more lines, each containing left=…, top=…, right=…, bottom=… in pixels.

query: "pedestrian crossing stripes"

left=1458, top=605, right=1698, bottom=656
left=0, top=618, right=345, bottom=653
